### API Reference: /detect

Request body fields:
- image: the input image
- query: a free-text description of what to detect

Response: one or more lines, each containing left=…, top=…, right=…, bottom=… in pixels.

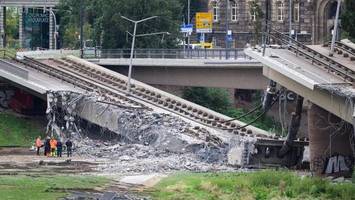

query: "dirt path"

left=0, top=148, right=160, bottom=199
left=0, top=147, right=107, bottom=175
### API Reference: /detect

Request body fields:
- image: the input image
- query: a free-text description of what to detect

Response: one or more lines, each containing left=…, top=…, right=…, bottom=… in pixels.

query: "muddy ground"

left=0, top=147, right=150, bottom=199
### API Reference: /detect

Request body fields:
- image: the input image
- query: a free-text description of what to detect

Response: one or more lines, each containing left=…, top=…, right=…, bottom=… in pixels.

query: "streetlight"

left=121, top=15, right=169, bottom=94
left=187, top=0, right=191, bottom=49
left=80, top=0, right=84, bottom=58
left=289, top=0, right=292, bottom=45
left=330, top=0, right=341, bottom=56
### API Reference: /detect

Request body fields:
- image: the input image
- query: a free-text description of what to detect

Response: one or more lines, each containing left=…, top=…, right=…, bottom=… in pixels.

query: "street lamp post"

left=330, top=0, right=341, bottom=55
left=289, top=0, right=292, bottom=45
left=80, top=0, right=84, bottom=58
left=121, top=16, right=169, bottom=94
left=187, top=0, right=191, bottom=49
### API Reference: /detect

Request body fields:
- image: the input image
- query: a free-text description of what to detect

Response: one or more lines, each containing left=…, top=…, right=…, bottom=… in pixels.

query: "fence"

left=88, top=48, right=251, bottom=60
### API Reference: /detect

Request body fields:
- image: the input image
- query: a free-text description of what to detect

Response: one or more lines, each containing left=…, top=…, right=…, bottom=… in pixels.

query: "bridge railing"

left=91, top=48, right=251, bottom=60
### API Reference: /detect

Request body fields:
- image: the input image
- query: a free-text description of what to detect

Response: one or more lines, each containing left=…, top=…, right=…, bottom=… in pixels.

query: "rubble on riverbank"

left=46, top=91, right=257, bottom=173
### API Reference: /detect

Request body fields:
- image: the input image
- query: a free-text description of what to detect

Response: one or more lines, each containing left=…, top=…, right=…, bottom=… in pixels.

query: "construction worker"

left=44, top=137, right=50, bottom=156
left=65, top=139, right=73, bottom=157
left=50, top=137, right=57, bottom=157
left=57, top=140, right=63, bottom=157
left=35, top=136, right=43, bottom=156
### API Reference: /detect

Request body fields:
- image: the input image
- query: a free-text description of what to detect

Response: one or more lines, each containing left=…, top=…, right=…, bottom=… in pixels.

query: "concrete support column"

left=49, top=8, right=54, bottom=50
left=0, top=6, right=4, bottom=48
left=18, top=7, right=24, bottom=48
left=309, top=103, right=354, bottom=177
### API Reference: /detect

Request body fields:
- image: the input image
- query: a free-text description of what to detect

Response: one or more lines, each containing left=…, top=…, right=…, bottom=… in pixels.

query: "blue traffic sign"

left=180, top=24, right=193, bottom=33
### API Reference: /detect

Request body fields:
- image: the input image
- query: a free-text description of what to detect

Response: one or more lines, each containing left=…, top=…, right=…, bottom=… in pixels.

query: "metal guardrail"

left=86, top=48, right=252, bottom=60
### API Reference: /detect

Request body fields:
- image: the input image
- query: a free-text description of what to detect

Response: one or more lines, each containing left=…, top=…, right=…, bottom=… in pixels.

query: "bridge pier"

left=308, top=103, right=354, bottom=177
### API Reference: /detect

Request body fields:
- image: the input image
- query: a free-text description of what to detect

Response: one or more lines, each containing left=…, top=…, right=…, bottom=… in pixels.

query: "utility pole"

left=263, top=0, right=270, bottom=56
left=187, top=0, right=191, bottom=49
left=80, top=0, right=84, bottom=58
left=121, top=16, right=169, bottom=94
left=330, top=0, right=341, bottom=55
left=289, top=0, right=292, bottom=45
left=225, top=0, right=230, bottom=59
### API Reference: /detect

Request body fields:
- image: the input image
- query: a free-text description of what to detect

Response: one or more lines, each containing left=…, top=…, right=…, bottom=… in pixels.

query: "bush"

left=183, top=87, right=281, bottom=133
left=183, top=87, right=231, bottom=114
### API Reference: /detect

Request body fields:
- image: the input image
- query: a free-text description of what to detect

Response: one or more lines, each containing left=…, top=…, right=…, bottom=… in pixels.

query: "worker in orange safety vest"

left=49, top=137, right=57, bottom=157
left=35, top=136, right=43, bottom=156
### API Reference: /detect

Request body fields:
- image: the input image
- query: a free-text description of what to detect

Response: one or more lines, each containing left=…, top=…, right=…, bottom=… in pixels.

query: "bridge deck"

left=245, top=47, right=354, bottom=123
left=0, top=59, right=82, bottom=94
left=341, top=39, right=355, bottom=50
left=247, top=48, right=345, bottom=90
left=89, top=58, right=261, bottom=68
left=307, top=45, right=355, bottom=71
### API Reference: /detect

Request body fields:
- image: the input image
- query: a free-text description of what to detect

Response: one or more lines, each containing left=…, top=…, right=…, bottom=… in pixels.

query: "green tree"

left=183, top=87, right=231, bottom=114
left=179, top=0, right=207, bottom=24
left=58, top=0, right=183, bottom=49
left=5, top=8, right=19, bottom=48
left=341, top=0, right=355, bottom=41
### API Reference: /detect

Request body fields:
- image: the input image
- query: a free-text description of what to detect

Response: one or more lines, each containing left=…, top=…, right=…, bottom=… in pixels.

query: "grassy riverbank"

left=0, top=112, right=45, bottom=147
left=0, top=175, right=108, bottom=200
left=151, top=170, right=355, bottom=200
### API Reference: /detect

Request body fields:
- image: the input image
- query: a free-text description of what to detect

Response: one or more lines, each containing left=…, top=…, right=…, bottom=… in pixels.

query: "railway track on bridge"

left=267, top=29, right=355, bottom=85
left=14, top=56, right=274, bottom=138
left=334, top=41, right=355, bottom=58
left=6, top=54, right=308, bottom=167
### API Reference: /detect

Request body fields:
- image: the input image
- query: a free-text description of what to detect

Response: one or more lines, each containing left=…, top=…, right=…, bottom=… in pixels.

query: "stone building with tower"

left=206, top=0, right=344, bottom=48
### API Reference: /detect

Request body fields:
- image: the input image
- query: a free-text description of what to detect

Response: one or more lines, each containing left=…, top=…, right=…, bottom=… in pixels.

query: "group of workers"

left=35, top=136, right=73, bottom=157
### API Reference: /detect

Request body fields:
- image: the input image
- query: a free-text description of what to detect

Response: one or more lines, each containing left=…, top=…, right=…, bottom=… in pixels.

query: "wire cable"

left=223, top=104, right=262, bottom=123
left=236, top=90, right=283, bottom=130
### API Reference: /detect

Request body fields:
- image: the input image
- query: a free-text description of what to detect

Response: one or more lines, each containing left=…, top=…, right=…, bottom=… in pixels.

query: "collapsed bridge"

left=0, top=53, right=307, bottom=168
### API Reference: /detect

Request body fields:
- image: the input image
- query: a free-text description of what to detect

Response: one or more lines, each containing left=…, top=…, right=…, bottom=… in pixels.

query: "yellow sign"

left=196, top=12, right=213, bottom=33
left=200, top=42, right=213, bottom=49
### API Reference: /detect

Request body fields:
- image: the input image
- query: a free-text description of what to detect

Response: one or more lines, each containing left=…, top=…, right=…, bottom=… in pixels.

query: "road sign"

left=180, top=24, right=193, bottom=33
left=196, top=12, right=213, bottom=33
left=227, top=35, right=233, bottom=42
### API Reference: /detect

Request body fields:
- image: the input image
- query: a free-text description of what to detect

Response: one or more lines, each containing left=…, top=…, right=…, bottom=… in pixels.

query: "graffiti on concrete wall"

left=0, top=89, right=15, bottom=108
left=324, top=155, right=354, bottom=175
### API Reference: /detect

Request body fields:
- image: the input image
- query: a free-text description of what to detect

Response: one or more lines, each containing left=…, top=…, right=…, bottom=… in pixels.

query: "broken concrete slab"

left=119, top=174, right=166, bottom=188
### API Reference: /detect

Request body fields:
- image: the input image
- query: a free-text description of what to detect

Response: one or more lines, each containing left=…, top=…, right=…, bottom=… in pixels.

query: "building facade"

left=206, top=0, right=343, bottom=48
left=0, top=0, right=59, bottom=49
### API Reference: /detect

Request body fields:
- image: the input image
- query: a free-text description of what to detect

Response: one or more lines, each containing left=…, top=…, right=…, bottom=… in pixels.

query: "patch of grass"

left=151, top=170, right=355, bottom=200
left=0, top=113, right=45, bottom=147
left=0, top=175, right=109, bottom=200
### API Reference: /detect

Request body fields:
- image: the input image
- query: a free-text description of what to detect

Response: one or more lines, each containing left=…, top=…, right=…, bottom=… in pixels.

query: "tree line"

left=58, top=0, right=205, bottom=49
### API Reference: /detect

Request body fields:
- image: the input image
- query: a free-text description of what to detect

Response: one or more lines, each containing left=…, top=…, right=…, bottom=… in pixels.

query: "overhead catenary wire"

left=223, top=104, right=262, bottom=123
left=236, top=90, right=283, bottom=130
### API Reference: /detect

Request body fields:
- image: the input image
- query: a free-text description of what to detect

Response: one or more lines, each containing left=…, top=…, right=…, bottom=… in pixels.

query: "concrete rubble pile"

left=317, top=84, right=355, bottom=99
left=46, top=91, right=257, bottom=173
